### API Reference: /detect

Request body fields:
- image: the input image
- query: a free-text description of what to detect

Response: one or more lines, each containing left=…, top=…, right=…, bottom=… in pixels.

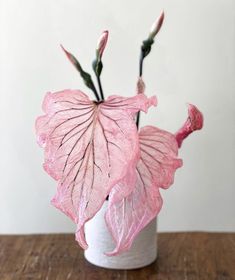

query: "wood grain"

left=0, top=233, right=234, bottom=280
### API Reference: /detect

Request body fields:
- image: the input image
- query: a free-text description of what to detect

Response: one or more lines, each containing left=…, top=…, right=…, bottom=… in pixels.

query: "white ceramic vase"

left=84, top=201, right=157, bottom=269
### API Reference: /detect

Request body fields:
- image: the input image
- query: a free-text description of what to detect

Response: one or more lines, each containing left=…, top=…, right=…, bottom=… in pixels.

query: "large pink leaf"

left=105, top=125, right=182, bottom=255
left=175, top=104, right=203, bottom=148
left=35, top=89, right=156, bottom=248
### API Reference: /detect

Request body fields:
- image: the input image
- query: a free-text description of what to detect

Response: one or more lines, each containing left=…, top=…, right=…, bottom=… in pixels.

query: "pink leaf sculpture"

left=175, top=104, right=204, bottom=148
left=105, top=125, right=183, bottom=255
left=35, top=89, right=156, bottom=249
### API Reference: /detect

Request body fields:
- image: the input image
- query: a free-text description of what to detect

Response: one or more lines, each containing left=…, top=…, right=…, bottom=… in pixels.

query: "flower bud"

left=96, top=30, right=109, bottom=59
left=60, top=44, right=82, bottom=71
left=60, top=44, right=100, bottom=100
left=149, top=11, right=164, bottom=39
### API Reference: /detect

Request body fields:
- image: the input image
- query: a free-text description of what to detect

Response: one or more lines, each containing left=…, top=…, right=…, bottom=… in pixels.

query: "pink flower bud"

left=149, top=11, right=165, bottom=39
left=175, top=104, right=203, bottom=148
left=60, top=44, right=81, bottom=71
left=96, top=30, right=109, bottom=59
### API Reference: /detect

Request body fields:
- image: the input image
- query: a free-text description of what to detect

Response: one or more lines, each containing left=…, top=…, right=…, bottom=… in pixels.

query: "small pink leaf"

left=175, top=104, right=203, bottom=148
left=105, top=125, right=182, bottom=256
left=35, top=90, right=156, bottom=249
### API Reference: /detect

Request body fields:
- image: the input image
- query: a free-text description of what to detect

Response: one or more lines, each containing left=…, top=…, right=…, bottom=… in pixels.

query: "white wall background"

left=0, top=0, right=234, bottom=234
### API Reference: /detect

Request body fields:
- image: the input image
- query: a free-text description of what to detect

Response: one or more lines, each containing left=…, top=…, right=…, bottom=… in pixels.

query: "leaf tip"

left=187, top=103, right=204, bottom=131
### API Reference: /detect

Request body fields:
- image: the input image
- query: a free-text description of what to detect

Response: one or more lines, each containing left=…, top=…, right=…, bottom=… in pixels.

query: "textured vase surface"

left=84, top=201, right=157, bottom=269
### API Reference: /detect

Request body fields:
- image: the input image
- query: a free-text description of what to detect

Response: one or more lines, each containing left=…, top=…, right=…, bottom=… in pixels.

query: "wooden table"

left=0, top=233, right=234, bottom=280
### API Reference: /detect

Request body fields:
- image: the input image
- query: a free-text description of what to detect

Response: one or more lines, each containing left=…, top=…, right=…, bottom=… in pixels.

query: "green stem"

left=97, top=75, right=104, bottom=100
left=92, top=59, right=105, bottom=100
left=136, top=111, right=140, bottom=129
left=80, top=71, right=100, bottom=102
left=91, top=84, right=100, bottom=101
left=136, top=52, right=144, bottom=129
left=139, top=53, right=144, bottom=77
left=136, top=38, right=154, bottom=129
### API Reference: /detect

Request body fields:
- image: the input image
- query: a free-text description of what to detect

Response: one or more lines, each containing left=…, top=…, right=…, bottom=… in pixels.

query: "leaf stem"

left=136, top=12, right=164, bottom=129
left=139, top=53, right=144, bottom=77
left=136, top=53, right=144, bottom=129
left=97, top=75, right=104, bottom=100
left=91, top=83, right=101, bottom=101
left=92, top=59, right=105, bottom=101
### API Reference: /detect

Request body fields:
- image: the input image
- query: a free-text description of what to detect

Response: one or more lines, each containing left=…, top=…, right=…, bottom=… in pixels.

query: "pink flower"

left=96, top=30, right=109, bottom=59
left=175, top=104, right=204, bottom=148
left=149, top=11, right=165, bottom=39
